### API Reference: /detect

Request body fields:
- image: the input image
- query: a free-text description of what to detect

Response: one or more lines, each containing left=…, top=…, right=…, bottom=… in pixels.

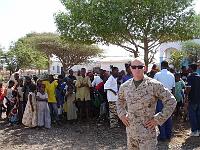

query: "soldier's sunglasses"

left=131, top=65, right=144, bottom=69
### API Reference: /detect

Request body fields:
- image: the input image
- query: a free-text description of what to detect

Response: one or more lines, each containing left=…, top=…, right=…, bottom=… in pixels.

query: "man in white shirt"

left=104, top=67, right=119, bottom=128
left=92, top=75, right=103, bottom=87
left=154, top=60, right=175, bottom=141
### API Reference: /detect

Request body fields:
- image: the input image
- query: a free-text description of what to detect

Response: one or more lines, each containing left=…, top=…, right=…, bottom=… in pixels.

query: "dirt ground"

left=0, top=117, right=200, bottom=150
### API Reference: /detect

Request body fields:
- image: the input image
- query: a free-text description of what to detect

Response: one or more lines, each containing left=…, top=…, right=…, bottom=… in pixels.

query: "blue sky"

left=0, top=0, right=200, bottom=56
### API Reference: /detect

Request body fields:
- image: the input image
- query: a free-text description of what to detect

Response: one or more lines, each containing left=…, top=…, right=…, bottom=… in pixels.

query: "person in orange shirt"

left=0, top=82, right=6, bottom=119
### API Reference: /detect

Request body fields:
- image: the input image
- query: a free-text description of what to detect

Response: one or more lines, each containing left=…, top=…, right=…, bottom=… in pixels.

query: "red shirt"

left=0, top=87, right=5, bottom=101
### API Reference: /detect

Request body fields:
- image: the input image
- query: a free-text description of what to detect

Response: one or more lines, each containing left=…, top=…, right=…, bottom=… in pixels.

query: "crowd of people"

left=0, top=67, right=124, bottom=129
left=0, top=58, right=200, bottom=149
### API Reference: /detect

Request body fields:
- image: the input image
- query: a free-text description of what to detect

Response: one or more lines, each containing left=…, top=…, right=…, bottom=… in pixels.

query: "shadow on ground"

left=0, top=119, right=126, bottom=150
left=1, top=118, right=200, bottom=150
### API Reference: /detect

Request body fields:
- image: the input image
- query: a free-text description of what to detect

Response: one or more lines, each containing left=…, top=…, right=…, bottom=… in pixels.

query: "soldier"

left=116, top=58, right=176, bottom=150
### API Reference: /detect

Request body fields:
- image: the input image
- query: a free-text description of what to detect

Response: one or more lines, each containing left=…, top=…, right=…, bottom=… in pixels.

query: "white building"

left=50, top=56, right=133, bottom=74
left=159, top=39, right=200, bottom=63
left=50, top=39, right=200, bottom=75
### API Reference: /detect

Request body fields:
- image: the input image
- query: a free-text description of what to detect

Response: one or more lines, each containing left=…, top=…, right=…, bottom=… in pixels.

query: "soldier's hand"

left=120, top=114, right=130, bottom=127
left=144, top=119, right=157, bottom=130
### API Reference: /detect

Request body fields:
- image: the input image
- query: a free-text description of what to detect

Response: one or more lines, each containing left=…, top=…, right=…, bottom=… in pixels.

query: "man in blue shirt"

left=186, top=63, right=200, bottom=136
left=154, top=61, right=175, bottom=141
left=122, top=63, right=133, bottom=83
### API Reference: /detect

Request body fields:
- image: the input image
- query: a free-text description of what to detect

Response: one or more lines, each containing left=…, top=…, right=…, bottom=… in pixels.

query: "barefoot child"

left=22, top=84, right=37, bottom=128
left=175, top=73, right=185, bottom=118
left=65, top=85, right=77, bottom=121
left=8, top=90, right=19, bottom=125
left=5, top=80, right=15, bottom=119
left=36, top=84, right=51, bottom=128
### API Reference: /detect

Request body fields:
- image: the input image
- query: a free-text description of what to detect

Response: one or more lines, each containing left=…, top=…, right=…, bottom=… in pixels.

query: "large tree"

left=169, top=51, right=186, bottom=71
left=182, top=41, right=200, bottom=63
left=28, top=33, right=102, bottom=73
left=55, top=0, right=198, bottom=67
left=0, top=47, right=4, bottom=70
left=2, top=51, right=18, bottom=75
left=8, top=38, right=49, bottom=71
left=0, top=46, right=3, bottom=57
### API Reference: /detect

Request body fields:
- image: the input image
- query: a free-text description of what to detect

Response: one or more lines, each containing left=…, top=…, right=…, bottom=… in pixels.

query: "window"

left=57, top=65, right=60, bottom=73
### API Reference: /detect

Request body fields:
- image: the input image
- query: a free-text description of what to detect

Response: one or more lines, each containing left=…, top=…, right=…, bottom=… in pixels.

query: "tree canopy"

left=0, top=47, right=4, bottom=70
left=55, top=0, right=198, bottom=67
left=0, top=46, right=3, bottom=57
left=170, top=50, right=186, bottom=71
left=8, top=37, right=49, bottom=71
left=29, top=33, right=102, bottom=73
left=182, top=41, right=200, bottom=63
left=3, top=33, right=102, bottom=74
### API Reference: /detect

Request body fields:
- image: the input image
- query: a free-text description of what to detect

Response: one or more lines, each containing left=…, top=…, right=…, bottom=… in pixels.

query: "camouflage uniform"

left=109, top=101, right=118, bottom=128
left=117, top=76, right=177, bottom=150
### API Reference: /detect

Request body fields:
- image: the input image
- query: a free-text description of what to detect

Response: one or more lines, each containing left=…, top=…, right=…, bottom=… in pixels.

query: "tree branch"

left=149, top=42, right=161, bottom=50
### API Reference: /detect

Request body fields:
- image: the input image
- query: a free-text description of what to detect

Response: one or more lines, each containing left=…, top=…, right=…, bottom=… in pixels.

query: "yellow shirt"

left=75, top=76, right=91, bottom=101
left=42, top=80, right=58, bottom=103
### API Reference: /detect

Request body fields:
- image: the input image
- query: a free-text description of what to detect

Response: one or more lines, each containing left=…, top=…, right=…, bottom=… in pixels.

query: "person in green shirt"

left=174, top=73, right=185, bottom=117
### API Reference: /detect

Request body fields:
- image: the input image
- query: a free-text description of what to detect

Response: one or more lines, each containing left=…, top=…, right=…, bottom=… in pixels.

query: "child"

left=16, top=78, right=24, bottom=124
left=56, top=75, right=67, bottom=120
left=36, top=84, right=51, bottom=129
left=22, top=84, right=37, bottom=128
left=0, top=82, right=5, bottom=119
left=36, top=79, right=43, bottom=92
left=65, top=85, right=77, bottom=121
left=5, top=80, right=15, bottom=119
left=175, top=73, right=185, bottom=118
left=8, top=90, right=19, bottom=126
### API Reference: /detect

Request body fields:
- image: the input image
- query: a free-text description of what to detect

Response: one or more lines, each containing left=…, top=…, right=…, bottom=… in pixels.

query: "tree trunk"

left=62, top=63, right=67, bottom=77
left=48, top=55, right=51, bottom=74
left=143, top=37, right=149, bottom=71
left=133, top=51, right=139, bottom=58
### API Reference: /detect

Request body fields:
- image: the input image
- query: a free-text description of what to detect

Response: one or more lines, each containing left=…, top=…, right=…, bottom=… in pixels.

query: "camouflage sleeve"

left=116, top=85, right=127, bottom=118
left=153, top=81, right=177, bottom=125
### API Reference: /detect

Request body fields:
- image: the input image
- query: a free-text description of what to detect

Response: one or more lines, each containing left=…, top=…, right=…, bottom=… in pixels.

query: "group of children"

left=0, top=78, right=78, bottom=129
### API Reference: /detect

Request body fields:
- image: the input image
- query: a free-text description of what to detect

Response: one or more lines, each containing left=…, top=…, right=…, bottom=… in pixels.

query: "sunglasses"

left=131, top=65, right=144, bottom=69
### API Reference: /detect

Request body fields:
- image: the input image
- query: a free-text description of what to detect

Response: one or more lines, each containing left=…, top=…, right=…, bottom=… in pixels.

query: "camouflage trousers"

left=109, top=101, right=119, bottom=128
left=127, top=137, right=157, bottom=150
left=126, top=126, right=158, bottom=150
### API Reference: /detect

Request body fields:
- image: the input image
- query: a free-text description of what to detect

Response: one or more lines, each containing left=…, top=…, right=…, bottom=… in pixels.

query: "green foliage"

left=0, top=46, right=3, bottom=57
left=29, top=33, right=102, bottom=73
left=182, top=41, right=200, bottom=63
left=0, top=46, right=16, bottom=73
left=55, top=0, right=197, bottom=67
left=3, top=50, right=18, bottom=73
left=8, top=37, right=49, bottom=70
left=170, top=50, right=186, bottom=71
left=0, top=47, right=5, bottom=70
left=194, top=14, right=200, bottom=38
